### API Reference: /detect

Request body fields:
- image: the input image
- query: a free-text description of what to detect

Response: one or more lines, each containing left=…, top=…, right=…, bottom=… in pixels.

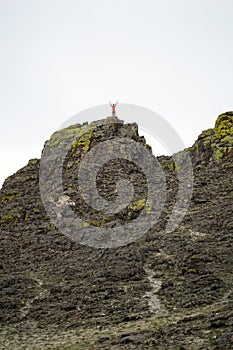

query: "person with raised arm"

left=109, top=101, right=118, bottom=116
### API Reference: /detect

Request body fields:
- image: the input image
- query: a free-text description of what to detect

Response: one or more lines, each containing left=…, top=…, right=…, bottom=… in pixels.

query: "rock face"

left=0, top=113, right=232, bottom=349
left=189, top=112, right=233, bottom=164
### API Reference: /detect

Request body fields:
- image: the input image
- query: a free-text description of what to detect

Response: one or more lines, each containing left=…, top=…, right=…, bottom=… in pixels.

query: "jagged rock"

left=189, top=111, right=233, bottom=164
left=0, top=113, right=232, bottom=349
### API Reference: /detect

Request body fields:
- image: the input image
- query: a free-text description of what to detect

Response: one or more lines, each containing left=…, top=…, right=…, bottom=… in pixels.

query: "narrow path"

left=20, top=276, right=48, bottom=319
left=143, top=266, right=168, bottom=315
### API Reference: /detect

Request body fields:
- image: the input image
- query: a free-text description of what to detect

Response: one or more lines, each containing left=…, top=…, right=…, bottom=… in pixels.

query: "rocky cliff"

left=0, top=113, right=232, bottom=349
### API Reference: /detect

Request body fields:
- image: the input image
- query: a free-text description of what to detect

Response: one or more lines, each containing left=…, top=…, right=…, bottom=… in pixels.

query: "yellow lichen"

left=129, top=198, right=146, bottom=212
left=89, top=220, right=102, bottom=227
left=1, top=193, right=15, bottom=204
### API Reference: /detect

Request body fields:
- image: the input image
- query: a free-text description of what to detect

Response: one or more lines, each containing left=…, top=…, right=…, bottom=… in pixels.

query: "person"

left=109, top=101, right=118, bottom=116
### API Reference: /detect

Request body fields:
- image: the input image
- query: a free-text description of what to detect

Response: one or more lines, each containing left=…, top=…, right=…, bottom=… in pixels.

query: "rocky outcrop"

left=189, top=112, right=233, bottom=164
left=0, top=113, right=232, bottom=349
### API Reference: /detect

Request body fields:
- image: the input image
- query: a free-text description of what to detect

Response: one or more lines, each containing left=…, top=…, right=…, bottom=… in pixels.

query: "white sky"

left=1, top=0, right=233, bottom=188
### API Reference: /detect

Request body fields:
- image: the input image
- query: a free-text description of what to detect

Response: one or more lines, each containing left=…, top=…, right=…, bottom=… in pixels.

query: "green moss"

left=28, top=158, right=38, bottom=165
left=21, top=175, right=36, bottom=183
left=129, top=198, right=146, bottom=212
left=222, top=135, right=233, bottom=143
left=191, top=113, right=233, bottom=161
left=170, top=162, right=177, bottom=171
left=82, top=217, right=111, bottom=226
left=48, top=125, right=80, bottom=149
left=162, top=161, right=180, bottom=171
left=71, top=131, right=92, bottom=154
left=48, top=224, right=57, bottom=231
left=198, top=128, right=214, bottom=147
left=1, top=193, right=15, bottom=204
left=47, top=124, right=96, bottom=155
left=0, top=214, right=19, bottom=224
left=184, top=267, right=197, bottom=274
left=203, top=136, right=213, bottom=147
left=89, top=220, right=102, bottom=227
left=215, top=113, right=233, bottom=138
left=213, top=114, right=233, bottom=160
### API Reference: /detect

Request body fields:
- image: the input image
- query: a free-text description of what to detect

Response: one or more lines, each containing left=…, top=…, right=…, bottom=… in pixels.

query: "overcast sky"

left=1, top=0, right=233, bottom=188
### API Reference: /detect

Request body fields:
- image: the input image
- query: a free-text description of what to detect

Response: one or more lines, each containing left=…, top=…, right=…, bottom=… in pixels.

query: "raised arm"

left=115, top=101, right=118, bottom=106
left=109, top=101, right=113, bottom=107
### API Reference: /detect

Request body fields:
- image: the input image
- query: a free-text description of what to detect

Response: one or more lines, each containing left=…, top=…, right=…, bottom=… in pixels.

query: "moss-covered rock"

left=190, top=112, right=233, bottom=163
left=0, top=114, right=232, bottom=350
